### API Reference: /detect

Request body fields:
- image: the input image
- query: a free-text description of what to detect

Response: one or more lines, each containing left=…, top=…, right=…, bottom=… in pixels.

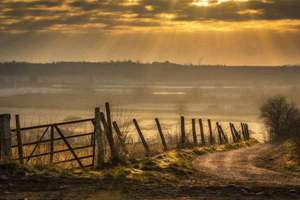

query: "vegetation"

left=260, top=96, right=300, bottom=142
left=3, top=139, right=258, bottom=183
left=260, top=95, right=300, bottom=170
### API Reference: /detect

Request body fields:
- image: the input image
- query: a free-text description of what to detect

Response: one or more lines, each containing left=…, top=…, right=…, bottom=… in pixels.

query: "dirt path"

left=193, top=144, right=300, bottom=186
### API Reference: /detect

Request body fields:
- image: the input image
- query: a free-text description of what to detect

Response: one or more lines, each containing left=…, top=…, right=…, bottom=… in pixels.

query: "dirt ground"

left=1, top=144, right=300, bottom=200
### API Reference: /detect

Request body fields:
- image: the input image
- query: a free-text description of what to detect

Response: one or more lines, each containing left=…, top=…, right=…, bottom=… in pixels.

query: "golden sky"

left=0, top=0, right=300, bottom=65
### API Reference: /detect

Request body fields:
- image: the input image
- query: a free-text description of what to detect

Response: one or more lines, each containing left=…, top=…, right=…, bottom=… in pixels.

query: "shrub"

left=260, top=96, right=300, bottom=142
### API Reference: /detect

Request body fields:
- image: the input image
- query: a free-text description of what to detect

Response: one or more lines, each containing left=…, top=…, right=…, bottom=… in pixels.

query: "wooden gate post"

left=133, top=119, right=150, bottom=156
left=15, top=115, right=24, bottom=164
left=155, top=118, right=168, bottom=152
left=192, top=119, right=197, bottom=145
left=180, top=116, right=186, bottom=147
left=94, top=107, right=104, bottom=168
left=49, top=125, right=54, bottom=164
left=208, top=119, right=214, bottom=145
left=198, top=119, right=205, bottom=145
left=0, top=114, right=12, bottom=163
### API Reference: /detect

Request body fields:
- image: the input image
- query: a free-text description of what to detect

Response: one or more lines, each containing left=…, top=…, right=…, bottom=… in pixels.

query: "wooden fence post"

left=15, top=115, right=24, bottom=164
left=112, top=121, right=129, bottom=157
left=0, top=114, right=11, bottom=163
left=218, top=123, right=228, bottom=144
left=229, top=123, right=237, bottom=143
left=100, top=112, right=119, bottom=164
left=155, top=118, right=168, bottom=152
left=216, top=122, right=223, bottom=145
left=208, top=119, right=214, bottom=145
left=50, top=125, right=54, bottom=164
left=245, top=123, right=250, bottom=140
left=231, top=123, right=241, bottom=141
left=199, top=119, right=205, bottom=145
left=133, top=119, right=150, bottom=156
left=180, top=116, right=186, bottom=146
left=241, top=123, right=246, bottom=141
left=192, top=119, right=197, bottom=145
left=105, top=102, right=113, bottom=141
left=94, top=107, right=104, bottom=168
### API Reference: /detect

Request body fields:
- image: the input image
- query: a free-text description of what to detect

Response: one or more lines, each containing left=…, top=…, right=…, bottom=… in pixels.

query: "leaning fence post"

left=112, top=121, right=129, bottom=158
left=133, top=119, right=150, bottom=156
left=155, top=118, right=168, bottom=152
left=218, top=123, right=228, bottom=144
left=0, top=114, right=11, bottom=163
left=229, top=123, right=237, bottom=143
left=101, top=112, right=119, bottom=164
left=231, top=123, right=241, bottom=141
left=216, top=122, right=223, bottom=145
left=208, top=119, right=214, bottom=145
left=180, top=116, right=186, bottom=147
left=199, top=119, right=205, bottom=145
left=192, top=119, right=197, bottom=145
left=15, top=115, right=24, bottom=164
left=94, top=107, right=104, bottom=168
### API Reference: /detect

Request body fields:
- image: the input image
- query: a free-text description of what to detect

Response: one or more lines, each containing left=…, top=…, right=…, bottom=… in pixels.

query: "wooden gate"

left=10, top=117, right=96, bottom=169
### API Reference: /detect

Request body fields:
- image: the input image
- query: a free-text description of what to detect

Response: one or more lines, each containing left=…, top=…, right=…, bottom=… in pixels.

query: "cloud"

left=0, top=0, right=300, bottom=33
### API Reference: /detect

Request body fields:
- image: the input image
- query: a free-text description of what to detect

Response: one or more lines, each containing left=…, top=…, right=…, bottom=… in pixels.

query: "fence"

left=0, top=102, right=251, bottom=169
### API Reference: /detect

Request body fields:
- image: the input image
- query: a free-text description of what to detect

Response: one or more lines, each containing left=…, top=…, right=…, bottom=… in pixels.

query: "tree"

left=260, top=96, right=300, bottom=142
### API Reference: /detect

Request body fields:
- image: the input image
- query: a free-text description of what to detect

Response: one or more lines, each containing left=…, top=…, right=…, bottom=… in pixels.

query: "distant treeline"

left=0, top=61, right=300, bottom=86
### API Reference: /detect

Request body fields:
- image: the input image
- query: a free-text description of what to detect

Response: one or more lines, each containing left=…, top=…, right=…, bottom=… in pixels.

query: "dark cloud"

left=0, top=0, right=300, bottom=32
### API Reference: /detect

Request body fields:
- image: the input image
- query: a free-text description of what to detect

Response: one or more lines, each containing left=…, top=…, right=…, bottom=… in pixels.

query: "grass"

left=4, top=139, right=259, bottom=185
left=279, top=139, right=300, bottom=172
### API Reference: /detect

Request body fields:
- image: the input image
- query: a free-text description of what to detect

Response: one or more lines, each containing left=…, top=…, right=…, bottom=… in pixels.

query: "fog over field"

left=1, top=62, right=299, bottom=142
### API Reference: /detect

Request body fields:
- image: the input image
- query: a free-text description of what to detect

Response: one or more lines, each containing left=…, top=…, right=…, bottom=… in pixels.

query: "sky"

left=0, top=0, right=300, bottom=65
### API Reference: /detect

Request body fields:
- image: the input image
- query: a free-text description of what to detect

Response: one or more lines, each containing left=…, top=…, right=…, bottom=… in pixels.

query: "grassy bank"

left=274, top=139, right=300, bottom=172
left=2, top=139, right=259, bottom=180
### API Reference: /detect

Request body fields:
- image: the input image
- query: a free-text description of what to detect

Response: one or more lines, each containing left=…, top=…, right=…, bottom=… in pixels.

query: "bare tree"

left=260, top=96, right=300, bottom=142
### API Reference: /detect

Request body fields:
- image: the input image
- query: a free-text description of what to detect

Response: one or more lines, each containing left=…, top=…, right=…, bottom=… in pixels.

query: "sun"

left=191, top=0, right=238, bottom=7
left=192, top=0, right=210, bottom=7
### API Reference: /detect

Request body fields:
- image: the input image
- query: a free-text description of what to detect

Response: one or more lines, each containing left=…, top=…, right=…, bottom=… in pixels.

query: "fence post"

left=199, top=119, right=205, bottom=145
left=218, top=123, right=228, bottom=144
left=155, top=118, right=168, bottom=152
left=15, top=115, right=24, bottom=164
left=105, top=102, right=113, bottom=141
left=133, top=119, right=150, bottom=156
left=208, top=119, right=214, bottom=145
left=0, top=114, right=11, bottom=163
left=192, top=119, right=197, bottom=145
left=231, top=123, right=241, bottom=141
left=229, top=123, right=237, bottom=143
left=245, top=123, right=250, bottom=140
left=241, top=123, right=246, bottom=141
left=112, top=121, right=129, bottom=158
left=216, top=122, right=223, bottom=145
left=100, top=112, right=119, bottom=164
left=49, top=125, right=54, bottom=164
left=180, top=116, right=186, bottom=147
left=94, top=107, right=104, bottom=168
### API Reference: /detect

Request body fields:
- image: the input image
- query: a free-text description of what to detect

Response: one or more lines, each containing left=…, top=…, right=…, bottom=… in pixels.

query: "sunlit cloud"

left=0, top=0, right=299, bottom=33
